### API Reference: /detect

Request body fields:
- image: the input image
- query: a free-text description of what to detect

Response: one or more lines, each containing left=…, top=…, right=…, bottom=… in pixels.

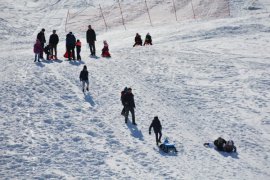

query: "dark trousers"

left=67, top=45, right=75, bottom=60
left=76, top=47, right=81, bottom=60
left=40, top=43, right=45, bottom=58
left=155, top=131, right=162, bottom=144
left=89, top=42, right=96, bottom=56
left=125, top=106, right=135, bottom=123
left=50, top=44, right=57, bottom=58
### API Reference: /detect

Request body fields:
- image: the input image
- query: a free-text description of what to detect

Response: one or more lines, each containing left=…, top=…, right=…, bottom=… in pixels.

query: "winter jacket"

left=135, top=35, right=142, bottom=44
left=145, top=34, right=152, bottom=41
left=76, top=41, right=81, bottom=47
left=44, top=45, right=50, bottom=54
left=66, top=33, right=76, bottom=47
left=33, top=41, right=43, bottom=54
left=86, top=29, right=96, bottom=43
left=149, top=118, right=162, bottom=133
left=49, top=34, right=59, bottom=45
left=122, top=92, right=135, bottom=108
left=80, top=70, right=88, bottom=81
left=37, top=32, right=46, bottom=43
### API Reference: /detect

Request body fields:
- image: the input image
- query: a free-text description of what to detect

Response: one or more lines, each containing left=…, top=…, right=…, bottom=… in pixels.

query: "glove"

left=149, top=131, right=151, bottom=135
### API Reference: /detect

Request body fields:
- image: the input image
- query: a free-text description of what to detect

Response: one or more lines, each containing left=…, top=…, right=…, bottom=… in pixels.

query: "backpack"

left=224, top=140, right=235, bottom=152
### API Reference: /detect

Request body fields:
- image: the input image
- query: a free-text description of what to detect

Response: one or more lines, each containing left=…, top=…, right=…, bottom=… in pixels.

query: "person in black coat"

left=149, top=116, right=162, bottom=145
left=86, top=25, right=96, bottom=56
left=37, top=28, right=46, bottom=59
left=79, top=65, right=89, bottom=92
left=120, top=87, right=128, bottom=116
left=66, top=32, right=76, bottom=60
left=49, top=30, right=59, bottom=59
left=122, top=88, right=136, bottom=125
left=133, top=33, right=142, bottom=47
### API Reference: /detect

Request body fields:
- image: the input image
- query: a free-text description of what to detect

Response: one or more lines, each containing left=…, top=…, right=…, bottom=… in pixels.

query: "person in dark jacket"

left=37, top=28, right=46, bottom=59
left=213, top=137, right=237, bottom=152
left=143, top=33, right=152, bottom=45
left=120, top=87, right=128, bottom=116
left=66, top=32, right=76, bottom=60
left=79, top=65, right=89, bottom=92
left=86, top=25, right=96, bottom=56
left=122, top=88, right=136, bottom=125
left=44, top=44, right=51, bottom=60
left=133, top=33, right=142, bottom=47
left=149, top=116, right=162, bottom=145
left=49, top=30, right=59, bottom=59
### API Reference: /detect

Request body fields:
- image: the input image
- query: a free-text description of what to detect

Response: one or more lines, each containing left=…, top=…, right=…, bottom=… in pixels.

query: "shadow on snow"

left=126, top=121, right=144, bottom=141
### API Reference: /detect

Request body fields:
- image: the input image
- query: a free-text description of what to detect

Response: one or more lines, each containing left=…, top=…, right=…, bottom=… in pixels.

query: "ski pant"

left=34, top=53, right=40, bottom=61
left=82, top=80, right=89, bottom=90
left=76, top=47, right=81, bottom=60
left=66, top=45, right=75, bottom=60
left=124, top=106, right=135, bottom=124
left=40, top=43, right=45, bottom=58
left=154, top=131, right=162, bottom=144
left=88, top=42, right=96, bottom=56
left=50, top=44, right=57, bottom=58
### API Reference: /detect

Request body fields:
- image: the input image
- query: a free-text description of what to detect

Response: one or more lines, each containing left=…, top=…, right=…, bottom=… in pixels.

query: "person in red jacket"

left=101, top=40, right=111, bottom=58
left=33, top=39, right=43, bottom=62
left=76, top=39, right=81, bottom=60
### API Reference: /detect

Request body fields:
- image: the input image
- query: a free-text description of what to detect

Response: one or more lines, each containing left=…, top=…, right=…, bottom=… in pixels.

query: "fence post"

left=99, top=4, right=108, bottom=31
left=65, top=9, right=69, bottom=32
left=117, top=0, right=126, bottom=30
left=190, top=0, right=196, bottom=19
left=145, top=0, right=153, bottom=26
left=227, top=0, right=231, bottom=17
left=172, top=0, right=178, bottom=21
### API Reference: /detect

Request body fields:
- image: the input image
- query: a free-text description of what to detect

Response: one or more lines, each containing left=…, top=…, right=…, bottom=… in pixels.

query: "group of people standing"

left=33, top=25, right=111, bottom=62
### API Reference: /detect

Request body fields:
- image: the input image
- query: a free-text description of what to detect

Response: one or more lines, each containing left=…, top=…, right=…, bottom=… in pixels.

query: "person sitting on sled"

left=133, top=33, right=142, bottom=47
left=101, top=40, right=111, bottom=58
left=143, top=33, right=152, bottom=45
left=149, top=116, right=162, bottom=145
left=211, top=137, right=237, bottom=152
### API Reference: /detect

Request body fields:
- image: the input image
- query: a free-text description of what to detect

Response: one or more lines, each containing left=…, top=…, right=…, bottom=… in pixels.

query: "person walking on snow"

left=121, top=87, right=128, bottom=116
left=86, top=25, right=96, bottom=56
left=49, top=30, right=59, bottom=59
left=36, top=28, right=46, bottom=59
left=33, top=39, right=42, bottom=62
left=122, top=88, right=136, bottom=125
left=80, top=65, right=89, bottom=93
left=149, top=116, right=162, bottom=145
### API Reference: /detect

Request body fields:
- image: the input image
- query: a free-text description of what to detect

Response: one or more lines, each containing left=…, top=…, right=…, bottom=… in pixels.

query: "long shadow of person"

left=84, top=93, right=95, bottom=107
left=126, top=121, right=144, bottom=141
left=215, top=149, right=239, bottom=159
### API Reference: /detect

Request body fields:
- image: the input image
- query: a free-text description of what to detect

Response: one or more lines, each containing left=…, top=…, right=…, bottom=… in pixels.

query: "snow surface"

left=0, top=0, right=270, bottom=179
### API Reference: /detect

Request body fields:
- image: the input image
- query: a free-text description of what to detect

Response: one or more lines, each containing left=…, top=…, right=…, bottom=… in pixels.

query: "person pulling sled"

left=149, top=116, right=162, bottom=146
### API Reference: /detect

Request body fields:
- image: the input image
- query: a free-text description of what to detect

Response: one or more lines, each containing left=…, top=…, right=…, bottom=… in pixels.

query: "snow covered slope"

left=0, top=0, right=270, bottom=179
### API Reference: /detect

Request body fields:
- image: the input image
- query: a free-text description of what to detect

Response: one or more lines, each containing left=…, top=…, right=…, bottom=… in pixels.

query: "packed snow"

left=0, top=0, right=270, bottom=179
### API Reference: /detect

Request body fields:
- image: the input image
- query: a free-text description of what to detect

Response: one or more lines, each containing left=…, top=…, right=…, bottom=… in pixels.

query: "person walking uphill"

left=66, top=32, right=76, bottom=60
left=86, top=25, right=96, bottom=56
left=36, top=28, right=46, bottom=59
left=122, top=88, right=136, bottom=125
left=149, top=116, right=162, bottom=145
left=79, top=65, right=89, bottom=93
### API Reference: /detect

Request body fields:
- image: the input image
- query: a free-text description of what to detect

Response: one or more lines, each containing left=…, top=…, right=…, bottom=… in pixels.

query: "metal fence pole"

left=172, top=0, right=178, bottom=21
left=118, top=0, right=126, bottom=30
left=145, top=0, right=153, bottom=26
left=99, top=4, right=108, bottom=31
